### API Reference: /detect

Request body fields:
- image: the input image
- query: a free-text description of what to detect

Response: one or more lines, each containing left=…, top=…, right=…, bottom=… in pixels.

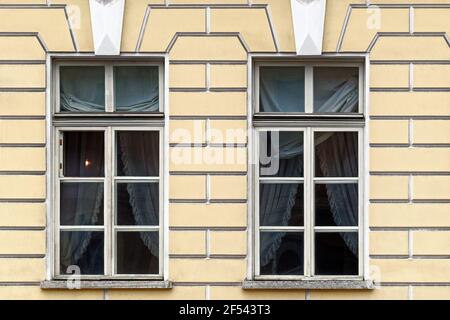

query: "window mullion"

left=105, top=127, right=113, bottom=276
left=305, top=66, right=313, bottom=114
left=105, top=64, right=114, bottom=112
left=305, top=127, right=313, bottom=277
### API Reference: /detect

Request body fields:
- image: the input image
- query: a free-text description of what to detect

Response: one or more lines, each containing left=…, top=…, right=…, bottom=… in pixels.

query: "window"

left=254, top=62, right=364, bottom=279
left=52, top=61, right=164, bottom=279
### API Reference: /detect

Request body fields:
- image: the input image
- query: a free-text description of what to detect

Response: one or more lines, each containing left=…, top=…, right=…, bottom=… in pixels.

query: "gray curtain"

left=60, top=66, right=105, bottom=112
left=114, top=66, right=159, bottom=112
left=118, top=132, right=160, bottom=257
left=260, top=77, right=359, bottom=267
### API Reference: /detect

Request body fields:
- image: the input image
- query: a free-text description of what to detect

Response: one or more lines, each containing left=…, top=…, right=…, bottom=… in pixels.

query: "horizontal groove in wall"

left=173, top=282, right=243, bottom=286
left=0, top=88, right=45, bottom=92
left=170, top=144, right=247, bottom=148
left=0, top=199, right=45, bottom=203
left=0, top=254, right=45, bottom=259
left=169, top=60, right=248, bottom=64
left=370, top=116, right=450, bottom=121
left=371, top=61, right=450, bottom=65
left=0, top=116, right=45, bottom=120
left=0, top=144, right=46, bottom=148
left=371, top=227, right=450, bottom=231
left=0, top=61, right=46, bottom=65
left=169, top=199, right=247, bottom=204
left=0, top=171, right=45, bottom=176
left=0, top=227, right=45, bottom=231
left=170, top=171, right=247, bottom=176
left=169, top=116, right=248, bottom=120
left=169, top=255, right=246, bottom=259
left=370, top=172, right=450, bottom=176
left=0, top=282, right=40, bottom=287
left=370, top=200, right=450, bottom=204
left=169, top=88, right=247, bottom=92
left=169, top=227, right=247, bottom=231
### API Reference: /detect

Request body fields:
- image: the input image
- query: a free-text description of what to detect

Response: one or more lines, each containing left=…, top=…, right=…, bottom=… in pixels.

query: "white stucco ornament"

left=290, top=0, right=327, bottom=56
left=89, top=0, right=125, bottom=55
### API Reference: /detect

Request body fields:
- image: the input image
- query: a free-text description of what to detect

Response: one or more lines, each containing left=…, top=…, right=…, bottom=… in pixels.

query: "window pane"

left=60, top=182, right=104, bottom=226
left=260, top=183, right=304, bottom=227
left=260, top=232, right=303, bottom=276
left=114, top=66, right=159, bottom=112
left=60, top=231, right=104, bottom=275
left=315, top=132, right=358, bottom=178
left=315, top=232, right=358, bottom=275
left=60, top=66, right=105, bottom=112
left=315, top=183, right=358, bottom=227
left=116, top=232, right=159, bottom=274
left=313, top=67, right=359, bottom=113
left=63, top=131, right=104, bottom=177
left=259, top=67, right=305, bottom=112
left=116, top=131, right=159, bottom=177
left=116, top=183, right=159, bottom=226
left=260, top=131, right=303, bottom=177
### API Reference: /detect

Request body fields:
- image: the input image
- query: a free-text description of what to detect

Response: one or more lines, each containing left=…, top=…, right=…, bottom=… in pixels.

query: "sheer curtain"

left=118, top=132, right=160, bottom=257
left=259, top=76, right=359, bottom=267
left=60, top=133, right=104, bottom=273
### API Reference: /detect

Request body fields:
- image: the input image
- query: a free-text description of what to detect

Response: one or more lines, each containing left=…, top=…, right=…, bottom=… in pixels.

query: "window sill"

left=41, top=280, right=172, bottom=290
left=242, top=279, right=374, bottom=290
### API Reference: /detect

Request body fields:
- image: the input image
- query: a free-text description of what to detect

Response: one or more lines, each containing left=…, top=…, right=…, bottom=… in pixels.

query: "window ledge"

left=242, top=279, right=374, bottom=290
left=41, top=280, right=172, bottom=290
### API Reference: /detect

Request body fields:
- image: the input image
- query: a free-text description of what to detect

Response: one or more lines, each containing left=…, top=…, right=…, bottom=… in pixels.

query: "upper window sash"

left=254, top=62, right=365, bottom=116
left=53, top=61, right=165, bottom=114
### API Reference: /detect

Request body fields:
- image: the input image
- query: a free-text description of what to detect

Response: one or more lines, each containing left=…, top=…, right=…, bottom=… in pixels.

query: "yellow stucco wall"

left=0, top=0, right=449, bottom=300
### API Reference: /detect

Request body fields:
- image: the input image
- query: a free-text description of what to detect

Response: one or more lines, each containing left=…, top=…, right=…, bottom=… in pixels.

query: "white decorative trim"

left=290, top=0, right=327, bottom=56
left=89, top=0, right=125, bottom=55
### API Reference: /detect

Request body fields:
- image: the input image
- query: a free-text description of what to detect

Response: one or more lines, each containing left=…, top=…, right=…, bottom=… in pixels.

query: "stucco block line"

left=408, top=285, right=413, bottom=300
left=264, top=5, right=279, bottom=53
left=409, top=63, right=413, bottom=92
left=409, top=7, right=414, bottom=35
left=136, top=6, right=151, bottom=52
left=206, top=7, right=210, bottom=35
left=206, top=229, right=211, bottom=259
left=205, top=284, right=210, bottom=300
left=408, top=230, right=413, bottom=260
left=337, top=5, right=352, bottom=52
left=62, top=5, right=78, bottom=52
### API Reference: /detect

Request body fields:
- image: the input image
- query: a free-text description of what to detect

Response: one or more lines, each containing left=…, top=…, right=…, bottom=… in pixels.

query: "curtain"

left=260, top=67, right=305, bottom=112
left=114, top=66, right=159, bottom=112
left=60, top=66, right=105, bottom=112
left=260, top=77, right=359, bottom=268
left=118, top=132, right=160, bottom=257
left=60, top=133, right=104, bottom=272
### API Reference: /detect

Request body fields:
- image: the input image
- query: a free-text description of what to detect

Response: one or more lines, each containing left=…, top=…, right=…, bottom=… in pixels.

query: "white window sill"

left=242, top=279, right=374, bottom=290
left=41, top=280, right=172, bottom=290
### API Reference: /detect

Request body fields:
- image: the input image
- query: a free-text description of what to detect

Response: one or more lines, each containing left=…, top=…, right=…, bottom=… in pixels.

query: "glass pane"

left=260, top=183, right=304, bottom=227
left=60, top=182, right=104, bottom=226
left=260, top=232, right=303, bottom=276
left=315, top=232, right=358, bottom=275
left=116, top=232, right=159, bottom=274
left=63, top=131, right=104, bottom=177
left=315, top=183, right=358, bottom=227
left=259, top=67, right=305, bottom=112
left=60, top=66, right=105, bottom=112
left=116, top=183, right=159, bottom=226
left=60, top=231, right=104, bottom=275
left=116, top=131, right=159, bottom=177
left=315, top=132, right=358, bottom=178
left=313, top=67, right=359, bottom=113
left=114, top=66, right=159, bottom=112
left=260, top=131, right=303, bottom=177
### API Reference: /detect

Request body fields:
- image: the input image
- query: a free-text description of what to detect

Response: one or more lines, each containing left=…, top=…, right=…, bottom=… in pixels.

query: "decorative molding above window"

left=290, top=0, right=327, bottom=56
left=89, top=0, right=125, bottom=55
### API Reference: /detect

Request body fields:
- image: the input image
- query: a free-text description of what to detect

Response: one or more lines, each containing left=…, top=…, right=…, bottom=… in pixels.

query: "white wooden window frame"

left=253, top=61, right=365, bottom=281
left=54, top=61, right=164, bottom=113
left=254, top=61, right=364, bottom=115
left=51, top=61, right=165, bottom=280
